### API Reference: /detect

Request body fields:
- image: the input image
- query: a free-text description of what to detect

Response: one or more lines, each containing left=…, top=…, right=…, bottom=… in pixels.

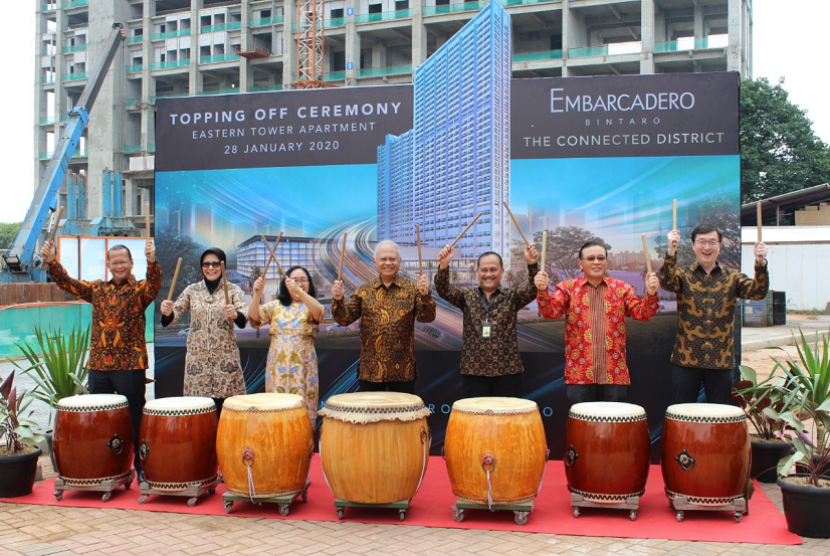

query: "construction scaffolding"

left=295, top=0, right=331, bottom=89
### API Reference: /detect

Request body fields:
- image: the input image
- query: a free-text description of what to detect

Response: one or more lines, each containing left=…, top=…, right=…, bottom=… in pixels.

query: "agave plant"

left=734, top=364, right=790, bottom=441
left=0, top=370, right=45, bottom=453
left=11, top=325, right=90, bottom=426
left=766, top=329, right=830, bottom=487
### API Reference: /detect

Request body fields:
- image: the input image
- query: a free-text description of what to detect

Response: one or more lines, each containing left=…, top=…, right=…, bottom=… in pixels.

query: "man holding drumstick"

left=535, top=241, right=660, bottom=404
left=331, top=239, right=435, bottom=394
left=40, top=238, right=162, bottom=482
left=659, top=224, right=769, bottom=404
left=435, top=244, right=539, bottom=398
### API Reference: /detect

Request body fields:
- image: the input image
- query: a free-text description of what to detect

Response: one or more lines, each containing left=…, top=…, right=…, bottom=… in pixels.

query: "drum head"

left=223, top=393, right=305, bottom=412
left=144, top=396, right=216, bottom=416
left=452, top=397, right=538, bottom=415
left=569, top=401, right=646, bottom=422
left=57, top=393, right=129, bottom=411
left=665, top=403, right=745, bottom=423
left=319, top=392, right=431, bottom=423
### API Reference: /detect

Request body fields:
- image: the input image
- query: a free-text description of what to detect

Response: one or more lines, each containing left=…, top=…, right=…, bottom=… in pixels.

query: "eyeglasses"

left=108, top=259, right=132, bottom=267
left=694, top=240, right=720, bottom=248
left=582, top=255, right=606, bottom=262
left=290, top=278, right=309, bottom=284
left=202, top=262, right=222, bottom=268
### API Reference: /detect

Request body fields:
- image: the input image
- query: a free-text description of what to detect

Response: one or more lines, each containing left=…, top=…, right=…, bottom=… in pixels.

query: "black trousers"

left=359, top=379, right=416, bottom=395
left=88, top=369, right=146, bottom=473
left=566, top=384, right=627, bottom=406
left=462, top=373, right=521, bottom=398
left=672, top=364, right=735, bottom=405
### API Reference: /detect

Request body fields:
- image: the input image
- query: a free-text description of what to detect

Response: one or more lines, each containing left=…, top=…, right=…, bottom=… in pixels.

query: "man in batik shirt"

left=331, top=240, right=436, bottom=394
left=535, top=241, right=659, bottom=404
left=41, top=238, right=162, bottom=480
left=659, top=223, right=768, bottom=404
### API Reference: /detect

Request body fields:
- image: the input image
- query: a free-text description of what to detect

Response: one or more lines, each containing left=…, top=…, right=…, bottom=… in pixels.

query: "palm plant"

left=11, top=325, right=90, bottom=426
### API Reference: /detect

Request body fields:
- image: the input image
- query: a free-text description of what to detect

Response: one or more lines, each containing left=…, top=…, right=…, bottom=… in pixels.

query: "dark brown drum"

left=564, top=402, right=650, bottom=502
left=53, top=394, right=134, bottom=487
left=139, top=397, right=218, bottom=491
left=661, top=403, right=751, bottom=505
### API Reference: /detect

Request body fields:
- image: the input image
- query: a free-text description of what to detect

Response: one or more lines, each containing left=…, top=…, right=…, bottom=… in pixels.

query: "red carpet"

left=3, top=456, right=800, bottom=545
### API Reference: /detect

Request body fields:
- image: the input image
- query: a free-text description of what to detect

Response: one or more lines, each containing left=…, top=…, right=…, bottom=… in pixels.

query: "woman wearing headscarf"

left=248, top=266, right=324, bottom=426
left=160, top=247, right=247, bottom=416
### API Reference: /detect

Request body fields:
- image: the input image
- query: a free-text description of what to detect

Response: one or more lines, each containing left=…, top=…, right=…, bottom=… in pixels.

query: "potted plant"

left=733, top=365, right=793, bottom=483
left=753, top=329, right=830, bottom=538
left=12, top=325, right=90, bottom=469
left=0, top=370, right=45, bottom=497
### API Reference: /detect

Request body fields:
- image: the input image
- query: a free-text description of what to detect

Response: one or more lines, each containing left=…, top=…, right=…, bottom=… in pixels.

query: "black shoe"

left=138, top=470, right=146, bottom=484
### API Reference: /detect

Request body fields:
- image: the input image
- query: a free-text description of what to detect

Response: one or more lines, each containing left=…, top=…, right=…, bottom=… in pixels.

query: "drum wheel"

left=53, top=490, right=62, bottom=501
left=514, top=511, right=528, bottom=525
left=138, top=495, right=149, bottom=505
left=629, top=510, right=637, bottom=521
left=735, top=512, right=743, bottom=523
left=452, top=508, right=465, bottom=522
left=573, top=507, right=580, bottom=518
left=676, top=510, right=684, bottom=522
left=279, top=504, right=290, bottom=517
left=398, top=510, right=406, bottom=522
left=102, top=492, right=112, bottom=502
left=187, top=497, right=198, bottom=508
left=224, top=501, right=233, bottom=514
left=336, top=508, right=345, bottom=520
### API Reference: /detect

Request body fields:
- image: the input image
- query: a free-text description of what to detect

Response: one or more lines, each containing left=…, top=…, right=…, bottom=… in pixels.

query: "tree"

left=0, top=222, right=21, bottom=251
left=740, top=78, right=830, bottom=204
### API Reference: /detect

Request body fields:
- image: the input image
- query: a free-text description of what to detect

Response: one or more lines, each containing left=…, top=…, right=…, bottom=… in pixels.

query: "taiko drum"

left=53, top=394, right=134, bottom=486
left=319, top=392, right=431, bottom=504
left=660, top=403, right=751, bottom=505
left=444, top=397, right=547, bottom=505
left=217, top=393, right=313, bottom=499
left=564, top=402, right=650, bottom=502
left=139, top=396, right=218, bottom=491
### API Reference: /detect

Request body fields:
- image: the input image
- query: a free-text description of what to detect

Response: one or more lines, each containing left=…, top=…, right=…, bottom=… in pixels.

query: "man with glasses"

left=659, top=223, right=768, bottom=404
left=41, top=238, right=162, bottom=482
left=535, top=241, right=660, bottom=404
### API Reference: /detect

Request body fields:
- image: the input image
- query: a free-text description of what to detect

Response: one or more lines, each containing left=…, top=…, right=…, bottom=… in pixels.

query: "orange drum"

left=139, top=397, right=218, bottom=491
left=217, top=393, right=313, bottom=499
left=564, top=402, right=650, bottom=503
left=319, top=392, right=431, bottom=504
left=444, top=397, right=547, bottom=505
left=661, top=403, right=751, bottom=505
left=53, top=394, right=134, bottom=486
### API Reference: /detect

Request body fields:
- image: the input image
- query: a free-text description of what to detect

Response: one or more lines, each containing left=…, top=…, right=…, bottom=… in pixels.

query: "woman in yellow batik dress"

left=249, top=266, right=324, bottom=426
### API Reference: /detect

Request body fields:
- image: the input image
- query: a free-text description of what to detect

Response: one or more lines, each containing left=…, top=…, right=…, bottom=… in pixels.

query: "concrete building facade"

left=35, top=0, right=753, bottom=230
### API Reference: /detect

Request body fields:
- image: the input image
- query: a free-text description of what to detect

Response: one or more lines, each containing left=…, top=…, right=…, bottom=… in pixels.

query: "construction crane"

left=294, top=0, right=331, bottom=89
left=1, top=24, right=126, bottom=282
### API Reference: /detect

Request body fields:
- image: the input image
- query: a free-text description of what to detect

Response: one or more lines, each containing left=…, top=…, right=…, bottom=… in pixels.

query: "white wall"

left=742, top=226, right=830, bottom=311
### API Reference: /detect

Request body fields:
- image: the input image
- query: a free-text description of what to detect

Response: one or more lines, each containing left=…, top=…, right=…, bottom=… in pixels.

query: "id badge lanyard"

left=480, top=290, right=496, bottom=339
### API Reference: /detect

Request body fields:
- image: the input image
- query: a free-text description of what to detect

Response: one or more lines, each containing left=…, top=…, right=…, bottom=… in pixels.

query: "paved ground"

left=3, top=314, right=830, bottom=555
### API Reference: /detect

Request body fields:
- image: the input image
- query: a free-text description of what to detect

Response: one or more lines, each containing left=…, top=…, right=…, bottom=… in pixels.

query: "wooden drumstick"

left=641, top=234, right=652, bottom=274
left=260, top=234, right=284, bottom=277
left=757, top=202, right=763, bottom=243
left=220, top=261, right=230, bottom=305
left=145, top=203, right=151, bottom=238
left=540, top=230, right=547, bottom=271
left=261, top=232, right=283, bottom=279
left=502, top=202, right=530, bottom=246
left=672, top=199, right=677, bottom=231
left=166, top=257, right=182, bottom=301
left=48, top=206, right=65, bottom=244
left=416, top=225, right=423, bottom=274
left=338, top=232, right=348, bottom=281
left=449, top=212, right=483, bottom=250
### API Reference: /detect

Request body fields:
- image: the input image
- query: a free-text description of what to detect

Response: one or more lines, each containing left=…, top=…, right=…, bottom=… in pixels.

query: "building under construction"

left=35, top=0, right=753, bottom=228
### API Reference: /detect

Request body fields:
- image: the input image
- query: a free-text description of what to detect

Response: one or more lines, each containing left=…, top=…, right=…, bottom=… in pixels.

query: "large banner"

left=154, top=71, right=740, bottom=457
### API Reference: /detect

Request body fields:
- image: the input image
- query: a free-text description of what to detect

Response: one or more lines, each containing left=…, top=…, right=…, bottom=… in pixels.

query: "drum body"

left=564, top=402, right=650, bottom=502
left=53, top=394, right=134, bottom=486
left=139, top=397, right=218, bottom=491
left=319, top=392, right=431, bottom=504
left=217, top=393, right=313, bottom=498
left=660, top=403, right=751, bottom=505
left=444, top=397, right=547, bottom=505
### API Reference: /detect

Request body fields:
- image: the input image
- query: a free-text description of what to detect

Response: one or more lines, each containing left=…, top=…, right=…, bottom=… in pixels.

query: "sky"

left=1, top=1, right=828, bottom=224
